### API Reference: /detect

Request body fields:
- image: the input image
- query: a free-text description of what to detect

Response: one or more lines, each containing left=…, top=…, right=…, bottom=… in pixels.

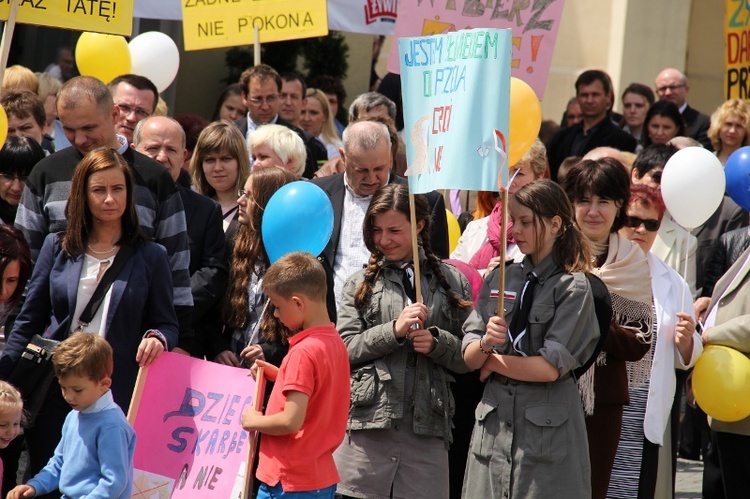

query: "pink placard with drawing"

left=387, top=0, right=566, bottom=99
left=128, top=352, right=262, bottom=498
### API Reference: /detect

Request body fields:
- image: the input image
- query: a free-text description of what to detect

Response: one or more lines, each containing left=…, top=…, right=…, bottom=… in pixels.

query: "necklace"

left=87, top=244, right=117, bottom=256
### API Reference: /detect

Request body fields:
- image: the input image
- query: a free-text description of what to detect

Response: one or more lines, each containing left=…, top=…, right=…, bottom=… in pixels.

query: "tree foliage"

left=222, top=32, right=349, bottom=86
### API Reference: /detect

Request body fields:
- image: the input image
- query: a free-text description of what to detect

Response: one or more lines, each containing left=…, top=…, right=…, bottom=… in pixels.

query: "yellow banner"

left=182, top=0, right=328, bottom=51
left=725, top=0, right=750, bottom=99
left=0, top=0, right=133, bottom=36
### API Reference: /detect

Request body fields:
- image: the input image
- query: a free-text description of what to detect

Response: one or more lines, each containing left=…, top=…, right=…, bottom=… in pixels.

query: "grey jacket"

left=336, top=259, right=472, bottom=444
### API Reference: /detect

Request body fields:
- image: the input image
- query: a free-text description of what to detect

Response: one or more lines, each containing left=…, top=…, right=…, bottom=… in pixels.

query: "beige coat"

left=705, top=246, right=750, bottom=435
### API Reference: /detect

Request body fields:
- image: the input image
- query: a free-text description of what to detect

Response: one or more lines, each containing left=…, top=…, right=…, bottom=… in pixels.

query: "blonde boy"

left=242, top=252, right=350, bottom=499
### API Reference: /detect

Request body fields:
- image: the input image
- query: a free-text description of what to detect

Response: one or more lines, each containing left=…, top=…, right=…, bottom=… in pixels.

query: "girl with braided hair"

left=334, top=183, right=472, bottom=499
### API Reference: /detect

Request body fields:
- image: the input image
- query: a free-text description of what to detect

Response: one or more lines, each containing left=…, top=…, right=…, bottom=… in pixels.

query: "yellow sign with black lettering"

left=181, top=0, right=328, bottom=51
left=0, top=0, right=134, bottom=37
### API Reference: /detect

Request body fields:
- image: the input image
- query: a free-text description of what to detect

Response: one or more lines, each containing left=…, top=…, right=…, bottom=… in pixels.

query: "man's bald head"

left=655, top=68, right=689, bottom=108
left=341, top=120, right=392, bottom=197
left=56, top=76, right=119, bottom=154
left=133, top=116, right=187, bottom=182
left=57, top=76, right=113, bottom=114
left=583, top=146, right=626, bottom=162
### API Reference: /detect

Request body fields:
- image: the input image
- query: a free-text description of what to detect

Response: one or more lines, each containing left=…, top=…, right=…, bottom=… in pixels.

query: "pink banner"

left=129, top=352, right=259, bottom=498
left=387, top=0, right=565, bottom=99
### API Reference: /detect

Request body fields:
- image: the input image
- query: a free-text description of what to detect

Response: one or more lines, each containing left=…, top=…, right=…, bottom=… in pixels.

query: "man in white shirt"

left=314, top=121, right=391, bottom=309
left=233, top=64, right=326, bottom=179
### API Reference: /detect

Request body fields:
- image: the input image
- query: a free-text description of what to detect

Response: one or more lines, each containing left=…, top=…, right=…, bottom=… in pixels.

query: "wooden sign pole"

left=0, top=0, right=20, bottom=89
left=409, top=194, right=423, bottom=305
left=253, top=26, right=261, bottom=66
left=242, top=367, right=266, bottom=498
left=497, top=190, right=508, bottom=317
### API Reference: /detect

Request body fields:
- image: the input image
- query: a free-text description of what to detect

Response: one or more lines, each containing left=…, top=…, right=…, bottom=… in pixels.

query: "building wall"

left=541, top=0, right=724, bottom=124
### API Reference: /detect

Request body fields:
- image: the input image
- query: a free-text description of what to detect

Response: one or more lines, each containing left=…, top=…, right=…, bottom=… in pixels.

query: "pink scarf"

left=468, top=202, right=514, bottom=271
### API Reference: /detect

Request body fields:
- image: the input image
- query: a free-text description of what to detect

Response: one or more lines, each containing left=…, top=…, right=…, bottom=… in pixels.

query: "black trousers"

left=705, top=430, right=750, bottom=499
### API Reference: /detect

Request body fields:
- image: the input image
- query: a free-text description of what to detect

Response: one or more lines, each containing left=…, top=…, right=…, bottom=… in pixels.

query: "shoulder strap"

left=78, top=244, right=135, bottom=325
left=572, top=273, right=612, bottom=379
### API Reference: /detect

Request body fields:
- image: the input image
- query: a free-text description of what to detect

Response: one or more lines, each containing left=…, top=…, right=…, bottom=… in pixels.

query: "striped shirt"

left=15, top=146, right=193, bottom=313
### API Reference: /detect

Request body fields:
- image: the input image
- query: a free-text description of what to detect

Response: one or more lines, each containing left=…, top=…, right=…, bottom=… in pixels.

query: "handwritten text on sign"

left=724, top=0, right=750, bottom=99
left=181, top=0, right=328, bottom=51
left=388, top=0, right=565, bottom=99
left=0, top=0, right=134, bottom=36
left=129, top=352, right=258, bottom=498
left=399, top=29, right=511, bottom=194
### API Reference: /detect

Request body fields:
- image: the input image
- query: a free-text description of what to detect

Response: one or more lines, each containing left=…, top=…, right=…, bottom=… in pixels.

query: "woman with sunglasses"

left=562, top=158, right=653, bottom=499
left=616, top=184, right=702, bottom=498
left=631, top=144, right=698, bottom=297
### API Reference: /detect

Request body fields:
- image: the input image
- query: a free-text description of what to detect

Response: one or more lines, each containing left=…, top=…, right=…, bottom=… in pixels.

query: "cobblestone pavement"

left=675, top=457, right=703, bottom=498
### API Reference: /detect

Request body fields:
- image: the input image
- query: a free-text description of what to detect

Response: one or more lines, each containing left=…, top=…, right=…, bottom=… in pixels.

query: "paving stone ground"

left=675, top=457, right=703, bottom=498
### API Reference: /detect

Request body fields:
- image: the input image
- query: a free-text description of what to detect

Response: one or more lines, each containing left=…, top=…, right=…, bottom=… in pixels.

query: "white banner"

left=134, top=0, right=181, bottom=21
left=134, top=0, right=397, bottom=35
left=328, top=0, right=396, bottom=35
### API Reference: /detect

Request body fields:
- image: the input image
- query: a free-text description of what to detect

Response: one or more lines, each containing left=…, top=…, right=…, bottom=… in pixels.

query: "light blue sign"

left=399, top=28, right=511, bottom=194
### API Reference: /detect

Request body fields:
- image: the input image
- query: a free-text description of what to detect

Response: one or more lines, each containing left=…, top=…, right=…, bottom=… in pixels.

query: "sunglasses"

left=624, top=215, right=660, bottom=232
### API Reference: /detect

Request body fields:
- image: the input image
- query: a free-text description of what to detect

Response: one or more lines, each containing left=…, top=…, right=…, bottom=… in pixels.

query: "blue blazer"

left=0, top=233, right=179, bottom=410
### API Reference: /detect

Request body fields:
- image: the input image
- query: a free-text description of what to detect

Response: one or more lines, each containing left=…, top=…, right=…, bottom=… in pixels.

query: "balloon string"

left=505, top=167, right=520, bottom=192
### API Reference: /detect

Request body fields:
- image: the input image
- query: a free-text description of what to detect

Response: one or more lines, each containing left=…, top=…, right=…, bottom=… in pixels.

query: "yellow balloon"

left=508, top=77, right=542, bottom=167
left=75, top=32, right=131, bottom=84
left=0, top=104, right=7, bottom=147
left=446, top=209, right=460, bottom=254
left=693, top=345, right=750, bottom=422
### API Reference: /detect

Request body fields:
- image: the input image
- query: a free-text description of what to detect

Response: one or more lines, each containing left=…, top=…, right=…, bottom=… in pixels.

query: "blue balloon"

left=725, top=146, right=750, bottom=212
left=261, top=181, right=334, bottom=264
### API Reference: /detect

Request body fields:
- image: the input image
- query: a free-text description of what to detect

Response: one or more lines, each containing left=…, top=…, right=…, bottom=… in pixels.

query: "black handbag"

left=7, top=334, right=60, bottom=426
left=7, top=244, right=134, bottom=426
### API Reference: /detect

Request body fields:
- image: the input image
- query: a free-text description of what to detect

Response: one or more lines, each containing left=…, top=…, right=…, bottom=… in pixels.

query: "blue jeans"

left=257, top=482, right=337, bottom=499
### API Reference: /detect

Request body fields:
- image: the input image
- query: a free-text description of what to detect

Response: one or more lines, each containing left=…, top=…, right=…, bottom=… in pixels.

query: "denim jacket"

left=336, top=258, right=472, bottom=444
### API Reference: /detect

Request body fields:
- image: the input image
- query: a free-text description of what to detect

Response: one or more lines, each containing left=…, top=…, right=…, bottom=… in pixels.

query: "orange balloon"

left=508, top=78, right=541, bottom=167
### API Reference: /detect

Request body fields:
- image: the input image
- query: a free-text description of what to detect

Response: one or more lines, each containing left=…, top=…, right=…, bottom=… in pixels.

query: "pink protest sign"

left=386, top=0, right=566, bottom=99
left=128, top=352, right=263, bottom=499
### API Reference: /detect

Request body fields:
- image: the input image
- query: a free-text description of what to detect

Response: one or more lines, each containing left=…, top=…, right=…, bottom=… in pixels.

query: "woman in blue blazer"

left=0, top=147, right=178, bottom=488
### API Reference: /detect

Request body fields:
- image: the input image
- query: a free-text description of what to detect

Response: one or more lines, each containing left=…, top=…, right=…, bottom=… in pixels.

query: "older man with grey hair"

left=348, top=91, right=397, bottom=123
left=313, top=120, right=448, bottom=320
left=133, top=116, right=228, bottom=360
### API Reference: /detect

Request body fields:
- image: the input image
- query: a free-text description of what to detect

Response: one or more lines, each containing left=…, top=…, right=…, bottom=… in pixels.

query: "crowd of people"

left=0, top=56, right=743, bottom=499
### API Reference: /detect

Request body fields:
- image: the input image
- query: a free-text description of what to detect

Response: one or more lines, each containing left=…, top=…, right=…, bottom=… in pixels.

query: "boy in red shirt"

left=242, top=252, right=350, bottom=499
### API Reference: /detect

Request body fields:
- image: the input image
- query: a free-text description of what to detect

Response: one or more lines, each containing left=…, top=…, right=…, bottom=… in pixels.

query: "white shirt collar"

left=115, top=134, right=129, bottom=154
left=246, top=112, right=279, bottom=131
left=81, top=389, right=117, bottom=414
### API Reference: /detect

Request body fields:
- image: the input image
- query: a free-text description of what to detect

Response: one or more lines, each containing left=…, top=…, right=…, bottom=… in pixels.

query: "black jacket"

left=546, top=117, right=637, bottom=181
left=682, top=104, right=712, bottom=150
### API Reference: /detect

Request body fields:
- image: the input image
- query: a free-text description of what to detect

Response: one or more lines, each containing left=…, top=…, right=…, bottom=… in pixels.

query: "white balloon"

left=128, top=32, right=180, bottom=93
left=661, top=146, right=726, bottom=229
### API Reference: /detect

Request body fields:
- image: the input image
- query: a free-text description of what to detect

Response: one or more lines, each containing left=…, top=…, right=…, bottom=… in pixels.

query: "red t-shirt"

left=256, top=324, right=351, bottom=491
